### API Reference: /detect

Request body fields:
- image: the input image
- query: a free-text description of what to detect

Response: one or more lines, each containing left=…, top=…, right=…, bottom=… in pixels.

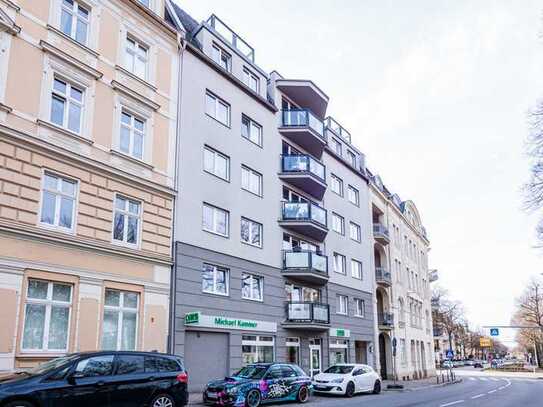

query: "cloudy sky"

left=176, top=0, right=543, bottom=345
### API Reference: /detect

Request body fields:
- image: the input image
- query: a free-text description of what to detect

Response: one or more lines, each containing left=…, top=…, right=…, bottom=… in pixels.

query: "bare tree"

left=432, top=286, right=466, bottom=357
left=512, top=279, right=543, bottom=366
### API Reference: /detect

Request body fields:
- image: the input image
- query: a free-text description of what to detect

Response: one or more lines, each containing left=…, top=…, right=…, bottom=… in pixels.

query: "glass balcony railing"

left=281, top=109, right=325, bottom=139
left=282, top=201, right=327, bottom=228
left=375, top=267, right=392, bottom=284
left=206, top=15, right=255, bottom=62
left=378, top=312, right=394, bottom=326
left=373, top=223, right=390, bottom=239
left=325, top=117, right=351, bottom=143
left=283, top=250, right=328, bottom=275
left=285, top=302, right=330, bottom=324
left=281, top=154, right=325, bottom=181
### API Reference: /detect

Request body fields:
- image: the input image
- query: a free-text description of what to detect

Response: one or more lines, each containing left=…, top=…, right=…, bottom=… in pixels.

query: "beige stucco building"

left=368, top=169, right=436, bottom=380
left=0, top=0, right=180, bottom=370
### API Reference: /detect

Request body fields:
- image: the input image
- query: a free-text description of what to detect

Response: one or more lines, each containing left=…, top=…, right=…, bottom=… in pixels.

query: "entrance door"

left=185, top=331, right=229, bottom=392
left=355, top=341, right=367, bottom=364
left=379, top=334, right=387, bottom=379
left=309, top=344, right=321, bottom=377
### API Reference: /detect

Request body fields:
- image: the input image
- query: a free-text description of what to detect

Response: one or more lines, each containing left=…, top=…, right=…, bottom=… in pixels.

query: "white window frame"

left=241, top=114, right=263, bottom=147
left=241, top=165, right=263, bottom=197
left=333, top=252, right=346, bottom=275
left=349, top=221, right=361, bottom=242
left=60, top=0, right=90, bottom=45
left=124, top=35, right=148, bottom=80
left=211, top=42, right=232, bottom=71
left=351, top=259, right=363, bottom=280
left=242, top=335, right=275, bottom=365
left=240, top=217, right=263, bottom=248
left=102, top=289, right=139, bottom=351
left=354, top=298, right=365, bottom=317
left=119, top=109, right=146, bottom=161
left=330, top=174, right=343, bottom=196
left=202, top=263, right=230, bottom=296
left=331, top=138, right=342, bottom=156
left=241, top=273, right=264, bottom=302
left=203, top=145, right=230, bottom=181
left=112, top=194, right=142, bottom=248
left=38, top=171, right=78, bottom=233
left=205, top=91, right=230, bottom=126
left=21, top=279, right=73, bottom=353
left=202, top=203, right=230, bottom=237
left=347, top=150, right=357, bottom=167
left=50, top=76, right=85, bottom=135
left=337, top=295, right=348, bottom=315
left=347, top=185, right=359, bottom=206
left=331, top=212, right=345, bottom=235
left=243, top=67, right=260, bottom=93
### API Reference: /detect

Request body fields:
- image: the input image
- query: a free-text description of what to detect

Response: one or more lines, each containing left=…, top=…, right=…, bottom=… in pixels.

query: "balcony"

left=276, top=79, right=329, bottom=119
left=325, top=117, right=351, bottom=143
left=377, top=312, right=394, bottom=330
left=282, top=250, right=328, bottom=285
left=278, top=110, right=326, bottom=158
left=373, top=223, right=390, bottom=245
left=206, top=15, right=254, bottom=62
left=279, top=155, right=327, bottom=200
left=283, top=302, right=330, bottom=330
left=279, top=201, right=328, bottom=241
left=375, top=267, right=392, bottom=287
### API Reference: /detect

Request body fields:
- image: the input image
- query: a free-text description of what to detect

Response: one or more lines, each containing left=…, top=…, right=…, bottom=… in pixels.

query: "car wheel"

left=345, top=381, right=355, bottom=398
left=5, top=402, right=35, bottom=407
left=297, top=385, right=310, bottom=403
left=245, top=389, right=261, bottom=407
left=151, top=394, right=175, bottom=407
left=372, top=380, right=381, bottom=394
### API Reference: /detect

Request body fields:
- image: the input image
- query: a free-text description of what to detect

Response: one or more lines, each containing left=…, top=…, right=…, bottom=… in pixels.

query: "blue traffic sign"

left=446, top=350, right=454, bottom=359
left=490, top=328, right=499, bottom=337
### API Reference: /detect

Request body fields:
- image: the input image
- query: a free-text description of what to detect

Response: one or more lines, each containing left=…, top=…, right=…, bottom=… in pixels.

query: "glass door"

left=309, top=343, right=321, bottom=377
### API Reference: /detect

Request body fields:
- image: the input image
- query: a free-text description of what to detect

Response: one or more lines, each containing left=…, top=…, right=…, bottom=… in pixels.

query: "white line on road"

left=498, top=386, right=506, bottom=390
left=488, top=390, right=496, bottom=394
left=471, top=394, right=485, bottom=399
left=440, top=401, right=465, bottom=407
left=468, top=377, right=476, bottom=381
left=479, top=377, right=488, bottom=381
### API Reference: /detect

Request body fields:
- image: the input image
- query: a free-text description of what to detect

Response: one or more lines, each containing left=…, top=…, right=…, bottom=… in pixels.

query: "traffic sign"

left=490, top=328, right=499, bottom=336
left=446, top=350, right=454, bottom=359
left=480, top=338, right=492, bottom=347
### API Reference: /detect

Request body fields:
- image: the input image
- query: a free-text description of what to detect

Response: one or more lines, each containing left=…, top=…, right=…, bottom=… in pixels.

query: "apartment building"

left=0, top=0, right=179, bottom=370
left=368, top=170, right=436, bottom=380
left=168, top=5, right=376, bottom=391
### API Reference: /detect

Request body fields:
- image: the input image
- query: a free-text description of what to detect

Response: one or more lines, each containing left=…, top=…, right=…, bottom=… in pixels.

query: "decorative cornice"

left=122, top=0, right=178, bottom=39
left=36, top=119, right=94, bottom=145
left=111, top=80, right=160, bottom=111
left=40, top=40, right=103, bottom=79
left=110, top=148, right=155, bottom=170
left=0, top=102, right=12, bottom=113
left=115, top=65, right=157, bottom=92
left=46, top=24, right=100, bottom=58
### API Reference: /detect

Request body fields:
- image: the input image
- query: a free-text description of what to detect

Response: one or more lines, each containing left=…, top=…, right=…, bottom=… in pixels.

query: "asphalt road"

left=303, top=371, right=543, bottom=407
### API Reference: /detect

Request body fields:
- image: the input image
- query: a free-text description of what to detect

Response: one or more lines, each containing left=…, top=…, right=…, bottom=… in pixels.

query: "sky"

left=175, top=0, right=543, bottom=346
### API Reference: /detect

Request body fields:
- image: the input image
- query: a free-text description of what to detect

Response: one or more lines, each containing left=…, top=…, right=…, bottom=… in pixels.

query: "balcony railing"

left=375, top=267, right=392, bottom=285
left=378, top=312, right=394, bottom=327
left=283, top=250, right=328, bottom=275
left=206, top=14, right=254, bottom=62
left=325, top=117, right=351, bottom=143
left=373, top=223, right=390, bottom=237
left=281, top=201, right=327, bottom=228
left=281, top=109, right=325, bottom=139
left=281, top=154, right=325, bottom=181
left=285, top=302, right=330, bottom=324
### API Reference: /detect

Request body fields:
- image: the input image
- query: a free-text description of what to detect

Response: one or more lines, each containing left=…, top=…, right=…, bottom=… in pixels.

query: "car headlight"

left=226, top=386, right=239, bottom=395
left=331, top=378, right=344, bottom=384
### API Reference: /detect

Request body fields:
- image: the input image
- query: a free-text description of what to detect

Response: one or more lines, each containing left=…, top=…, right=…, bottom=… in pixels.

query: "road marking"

left=468, top=377, right=476, bottom=381
left=490, top=378, right=499, bottom=381
left=479, top=377, right=488, bottom=381
left=471, top=394, right=485, bottom=399
left=488, top=390, right=496, bottom=394
left=440, top=401, right=465, bottom=407
left=498, top=386, right=506, bottom=390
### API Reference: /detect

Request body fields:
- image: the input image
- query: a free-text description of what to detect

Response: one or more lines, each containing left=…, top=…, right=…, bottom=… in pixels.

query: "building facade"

left=0, top=0, right=179, bottom=370
left=168, top=6, right=376, bottom=392
left=368, top=171, right=436, bottom=380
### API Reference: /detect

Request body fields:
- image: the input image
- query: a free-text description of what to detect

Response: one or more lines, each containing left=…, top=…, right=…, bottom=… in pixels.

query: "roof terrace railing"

left=206, top=14, right=255, bottom=62
left=325, top=117, right=351, bottom=143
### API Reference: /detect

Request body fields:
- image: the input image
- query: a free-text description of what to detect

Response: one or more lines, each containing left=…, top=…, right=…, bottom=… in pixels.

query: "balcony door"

left=283, top=233, right=318, bottom=252
left=282, top=186, right=309, bottom=204
left=286, top=284, right=320, bottom=303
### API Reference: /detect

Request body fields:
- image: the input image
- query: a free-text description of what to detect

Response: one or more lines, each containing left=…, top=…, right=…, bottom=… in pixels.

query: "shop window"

left=242, top=335, right=274, bottom=365
left=330, top=339, right=348, bottom=364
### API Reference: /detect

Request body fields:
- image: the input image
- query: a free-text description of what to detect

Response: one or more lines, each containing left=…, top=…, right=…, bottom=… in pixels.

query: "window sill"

left=241, top=188, right=263, bottom=199
left=110, top=149, right=154, bottom=170
left=38, top=222, right=76, bottom=236
left=202, top=290, right=230, bottom=298
left=36, top=119, right=94, bottom=145
left=111, top=239, right=140, bottom=251
left=115, top=65, right=157, bottom=92
left=241, top=240, right=263, bottom=250
left=205, top=113, right=231, bottom=129
left=17, top=351, right=67, bottom=359
left=46, top=24, right=100, bottom=58
left=203, top=229, right=229, bottom=239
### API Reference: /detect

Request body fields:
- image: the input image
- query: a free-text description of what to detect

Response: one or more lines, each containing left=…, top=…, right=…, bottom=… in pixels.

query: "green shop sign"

left=330, top=327, right=351, bottom=338
left=184, top=312, right=277, bottom=333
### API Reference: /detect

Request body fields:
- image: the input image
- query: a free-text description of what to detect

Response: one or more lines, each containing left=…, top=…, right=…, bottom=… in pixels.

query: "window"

left=124, top=36, right=148, bottom=79
left=211, top=43, right=231, bottom=71
left=203, top=146, right=229, bottom=181
left=330, top=339, right=348, bottom=364
left=347, top=185, right=359, bottom=206
left=22, top=279, right=72, bottom=351
left=202, top=263, right=229, bottom=295
left=241, top=273, right=263, bottom=301
left=347, top=150, right=357, bottom=167
left=60, top=0, right=89, bottom=44
left=349, top=222, right=361, bottom=242
left=286, top=337, right=300, bottom=365
left=243, top=68, right=259, bottom=93
left=242, top=335, right=274, bottom=365
left=241, top=166, right=262, bottom=196
left=354, top=298, right=365, bottom=317
left=101, top=289, right=139, bottom=351
left=39, top=172, right=77, bottom=232
left=116, top=355, right=144, bottom=375
left=331, top=138, right=342, bottom=156
left=202, top=203, right=229, bottom=237
left=333, top=253, right=346, bottom=275
left=330, top=174, right=343, bottom=196
left=120, top=111, right=145, bottom=160
left=145, top=356, right=181, bottom=373
left=205, top=91, right=230, bottom=126
left=241, top=217, right=262, bottom=248
left=75, top=355, right=114, bottom=377
left=113, top=196, right=141, bottom=246
left=337, top=295, right=348, bottom=315
left=351, top=259, right=363, bottom=280
left=331, top=213, right=344, bottom=235
left=50, top=78, right=84, bottom=134
left=400, top=339, right=407, bottom=366
left=241, top=115, right=262, bottom=146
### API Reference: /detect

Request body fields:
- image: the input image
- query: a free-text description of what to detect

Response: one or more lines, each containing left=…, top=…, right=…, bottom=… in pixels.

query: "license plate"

left=207, top=391, right=217, bottom=398
left=314, top=385, right=326, bottom=390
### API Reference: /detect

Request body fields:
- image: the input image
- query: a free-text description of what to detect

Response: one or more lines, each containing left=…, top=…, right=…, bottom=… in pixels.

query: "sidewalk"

left=383, top=375, right=461, bottom=391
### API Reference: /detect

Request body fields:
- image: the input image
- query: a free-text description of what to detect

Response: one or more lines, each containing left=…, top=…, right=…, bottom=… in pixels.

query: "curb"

left=384, top=378, right=463, bottom=392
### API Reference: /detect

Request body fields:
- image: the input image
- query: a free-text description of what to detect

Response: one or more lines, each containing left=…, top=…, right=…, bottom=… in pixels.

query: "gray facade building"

left=167, top=4, right=377, bottom=392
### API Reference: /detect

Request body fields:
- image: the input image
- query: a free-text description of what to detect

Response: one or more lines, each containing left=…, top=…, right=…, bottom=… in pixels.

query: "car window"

left=145, top=356, right=180, bottom=373
left=75, top=356, right=114, bottom=377
left=281, top=366, right=297, bottom=377
left=324, top=365, right=354, bottom=374
left=266, top=366, right=283, bottom=379
left=116, top=355, right=145, bottom=375
left=352, top=368, right=364, bottom=376
left=47, top=365, right=72, bottom=381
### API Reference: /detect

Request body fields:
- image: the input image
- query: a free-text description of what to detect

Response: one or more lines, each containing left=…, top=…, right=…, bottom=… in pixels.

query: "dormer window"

left=138, top=0, right=150, bottom=7
left=243, top=67, right=259, bottom=93
left=211, top=43, right=231, bottom=72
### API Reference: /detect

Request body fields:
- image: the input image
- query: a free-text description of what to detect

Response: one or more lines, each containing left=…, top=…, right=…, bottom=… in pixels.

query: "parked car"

left=0, top=351, right=188, bottom=407
left=203, top=363, right=311, bottom=407
left=473, top=360, right=485, bottom=368
left=465, top=360, right=474, bottom=366
left=312, top=364, right=381, bottom=397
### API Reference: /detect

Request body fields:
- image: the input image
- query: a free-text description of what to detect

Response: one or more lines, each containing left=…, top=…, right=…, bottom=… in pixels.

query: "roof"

left=169, top=1, right=202, bottom=48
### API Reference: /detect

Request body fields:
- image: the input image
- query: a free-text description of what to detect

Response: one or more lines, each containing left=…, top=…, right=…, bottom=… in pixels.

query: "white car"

left=312, top=364, right=381, bottom=397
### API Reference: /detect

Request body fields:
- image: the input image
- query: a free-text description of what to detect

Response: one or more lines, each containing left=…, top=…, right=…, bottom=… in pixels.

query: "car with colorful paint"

left=312, top=364, right=381, bottom=397
left=202, top=363, right=311, bottom=407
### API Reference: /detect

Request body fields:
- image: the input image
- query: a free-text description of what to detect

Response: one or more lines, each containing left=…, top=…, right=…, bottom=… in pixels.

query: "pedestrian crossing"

left=466, top=376, right=542, bottom=383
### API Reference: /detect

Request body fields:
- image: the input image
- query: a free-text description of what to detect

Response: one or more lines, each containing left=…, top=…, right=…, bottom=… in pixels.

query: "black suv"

left=0, top=351, right=188, bottom=407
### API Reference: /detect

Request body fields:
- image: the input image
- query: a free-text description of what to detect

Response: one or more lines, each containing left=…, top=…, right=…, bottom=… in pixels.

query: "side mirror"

left=67, top=372, right=84, bottom=384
